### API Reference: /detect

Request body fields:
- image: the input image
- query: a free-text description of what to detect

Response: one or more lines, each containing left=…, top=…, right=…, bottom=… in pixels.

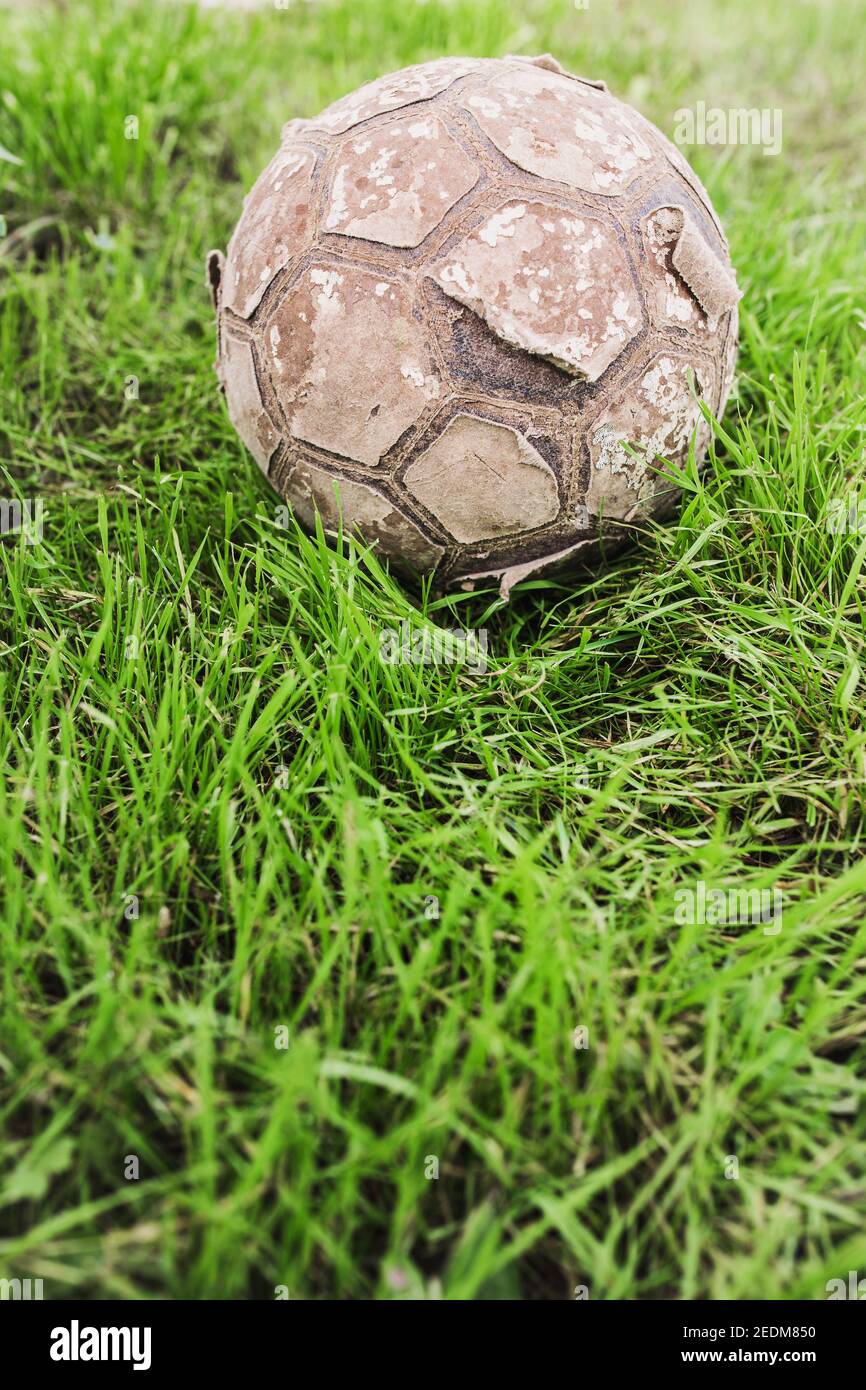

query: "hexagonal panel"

left=585, top=354, right=711, bottom=520
left=403, top=413, right=560, bottom=542
left=222, top=335, right=280, bottom=474
left=263, top=266, right=441, bottom=467
left=223, top=146, right=317, bottom=319
left=429, top=201, right=642, bottom=381
left=279, top=457, right=444, bottom=573
left=323, top=115, right=479, bottom=248
left=307, top=58, right=483, bottom=136
left=461, top=64, right=655, bottom=195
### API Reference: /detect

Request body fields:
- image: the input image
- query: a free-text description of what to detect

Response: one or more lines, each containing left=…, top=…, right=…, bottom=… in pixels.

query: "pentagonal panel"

left=461, top=64, right=655, bottom=195
left=429, top=201, right=642, bottom=381
left=223, top=146, right=317, bottom=319
left=279, top=458, right=444, bottom=572
left=403, top=414, right=560, bottom=542
left=263, top=266, right=441, bottom=466
left=585, top=354, right=710, bottom=520
left=307, top=58, right=483, bottom=136
left=324, top=115, right=479, bottom=248
left=222, top=335, right=280, bottom=474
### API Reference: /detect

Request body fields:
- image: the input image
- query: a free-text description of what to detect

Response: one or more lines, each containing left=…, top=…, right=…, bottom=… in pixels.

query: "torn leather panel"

left=505, top=53, right=609, bottom=92
left=429, top=202, right=643, bottom=382
left=670, top=210, right=741, bottom=326
left=460, top=536, right=600, bottom=600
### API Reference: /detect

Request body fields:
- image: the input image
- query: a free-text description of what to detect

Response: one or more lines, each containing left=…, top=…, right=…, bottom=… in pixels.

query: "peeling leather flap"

left=206, top=249, right=224, bottom=314
left=505, top=53, right=609, bottom=91
left=205, top=249, right=226, bottom=390
left=463, top=536, right=598, bottom=600
left=670, top=211, right=741, bottom=324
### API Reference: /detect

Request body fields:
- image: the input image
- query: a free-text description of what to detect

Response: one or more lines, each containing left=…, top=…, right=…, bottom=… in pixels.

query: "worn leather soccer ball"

left=208, top=54, right=740, bottom=596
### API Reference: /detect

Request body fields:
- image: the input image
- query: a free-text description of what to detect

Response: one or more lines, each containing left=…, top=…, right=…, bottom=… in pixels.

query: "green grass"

left=2, top=0, right=866, bottom=1300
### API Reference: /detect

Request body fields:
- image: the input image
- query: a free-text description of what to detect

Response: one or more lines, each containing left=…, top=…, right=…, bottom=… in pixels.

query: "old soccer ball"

left=208, top=54, right=740, bottom=597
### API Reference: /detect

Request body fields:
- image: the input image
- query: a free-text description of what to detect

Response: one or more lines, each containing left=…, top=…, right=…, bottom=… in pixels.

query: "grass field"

left=2, top=0, right=866, bottom=1301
